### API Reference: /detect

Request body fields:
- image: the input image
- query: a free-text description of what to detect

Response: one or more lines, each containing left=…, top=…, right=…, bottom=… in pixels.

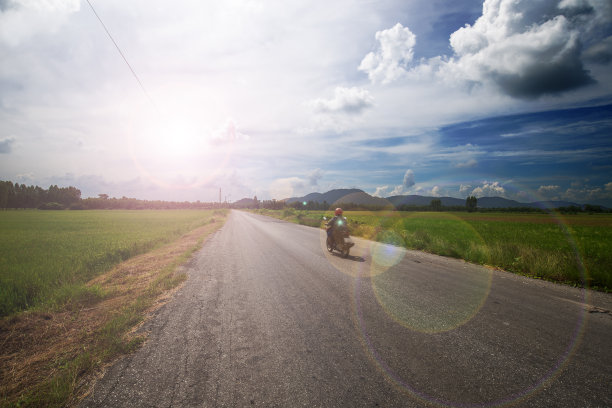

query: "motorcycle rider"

left=326, top=208, right=346, bottom=246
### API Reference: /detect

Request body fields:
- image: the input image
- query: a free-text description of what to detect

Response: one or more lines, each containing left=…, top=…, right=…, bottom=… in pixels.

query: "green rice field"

left=254, top=209, right=612, bottom=291
left=0, top=210, right=224, bottom=316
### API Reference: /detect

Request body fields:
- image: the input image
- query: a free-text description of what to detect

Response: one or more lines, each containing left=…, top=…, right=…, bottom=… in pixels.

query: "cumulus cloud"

left=210, top=119, right=250, bottom=145
left=359, top=0, right=611, bottom=99
left=310, top=87, right=374, bottom=114
left=471, top=181, right=506, bottom=197
left=431, top=185, right=442, bottom=197
left=373, top=184, right=406, bottom=197
left=403, top=169, right=415, bottom=188
left=606, top=181, right=612, bottom=192
left=561, top=185, right=607, bottom=202
left=0, top=136, right=15, bottom=153
left=269, top=177, right=306, bottom=199
left=373, top=169, right=415, bottom=197
left=358, top=23, right=416, bottom=84
left=372, top=185, right=391, bottom=197
left=445, top=0, right=599, bottom=98
left=308, top=168, right=324, bottom=186
left=459, top=184, right=472, bottom=197
left=0, top=0, right=80, bottom=46
left=538, top=185, right=561, bottom=199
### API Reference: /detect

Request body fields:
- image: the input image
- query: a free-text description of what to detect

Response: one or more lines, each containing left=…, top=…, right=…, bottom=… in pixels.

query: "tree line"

left=2, top=180, right=608, bottom=212
left=0, top=180, right=230, bottom=210
left=0, top=181, right=81, bottom=209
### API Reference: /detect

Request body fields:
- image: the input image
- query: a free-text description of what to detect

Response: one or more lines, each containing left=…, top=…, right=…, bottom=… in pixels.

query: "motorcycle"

left=324, top=216, right=355, bottom=258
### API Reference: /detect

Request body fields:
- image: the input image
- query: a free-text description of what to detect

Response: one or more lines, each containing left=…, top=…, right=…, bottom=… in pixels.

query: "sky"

left=1, top=0, right=612, bottom=206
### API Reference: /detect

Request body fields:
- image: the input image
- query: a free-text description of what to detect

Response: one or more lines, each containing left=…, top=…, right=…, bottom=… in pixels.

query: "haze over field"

left=1, top=0, right=611, bottom=206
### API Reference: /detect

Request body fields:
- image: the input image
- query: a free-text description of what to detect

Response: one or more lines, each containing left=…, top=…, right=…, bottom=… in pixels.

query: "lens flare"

left=370, top=212, right=492, bottom=334
left=370, top=239, right=405, bottom=269
left=341, top=184, right=591, bottom=407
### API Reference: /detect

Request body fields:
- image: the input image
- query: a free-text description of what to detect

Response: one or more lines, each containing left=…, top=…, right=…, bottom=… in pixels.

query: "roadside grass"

left=0, top=210, right=227, bottom=407
left=0, top=210, right=223, bottom=317
left=248, top=209, right=612, bottom=291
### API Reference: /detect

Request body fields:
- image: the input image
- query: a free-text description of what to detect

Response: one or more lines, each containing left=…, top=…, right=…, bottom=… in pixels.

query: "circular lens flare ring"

left=348, top=204, right=590, bottom=407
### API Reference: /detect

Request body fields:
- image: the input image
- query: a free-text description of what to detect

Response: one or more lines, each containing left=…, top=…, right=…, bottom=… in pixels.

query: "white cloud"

left=455, top=158, right=478, bottom=168
left=0, top=0, right=80, bottom=46
left=308, top=168, right=324, bottom=186
left=373, top=169, right=415, bottom=197
left=560, top=182, right=612, bottom=203
left=210, top=119, right=250, bottom=145
left=359, top=23, right=416, bottom=84
left=372, top=184, right=406, bottom=197
left=471, top=181, right=506, bottom=197
left=538, top=184, right=561, bottom=199
left=459, top=184, right=472, bottom=196
left=0, top=136, right=15, bottom=153
left=403, top=169, right=415, bottom=188
left=441, top=0, right=604, bottom=98
left=431, top=185, right=441, bottom=197
left=356, top=0, right=611, bottom=100
left=269, top=177, right=307, bottom=199
left=372, top=185, right=391, bottom=197
left=538, top=185, right=561, bottom=193
left=310, top=87, right=374, bottom=115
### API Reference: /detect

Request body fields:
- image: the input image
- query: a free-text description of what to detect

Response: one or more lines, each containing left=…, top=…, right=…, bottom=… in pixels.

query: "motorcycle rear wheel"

left=341, top=248, right=350, bottom=258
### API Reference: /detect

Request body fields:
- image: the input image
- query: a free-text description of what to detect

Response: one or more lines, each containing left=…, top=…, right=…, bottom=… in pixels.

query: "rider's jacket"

left=326, top=215, right=347, bottom=231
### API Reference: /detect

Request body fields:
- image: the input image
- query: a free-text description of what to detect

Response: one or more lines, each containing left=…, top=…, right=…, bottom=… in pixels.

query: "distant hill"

left=286, top=189, right=364, bottom=205
left=283, top=189, right=586, bottom=209
left=332, top=191, right=392, bottom=207
left=232, top=197, right=256, bottom=208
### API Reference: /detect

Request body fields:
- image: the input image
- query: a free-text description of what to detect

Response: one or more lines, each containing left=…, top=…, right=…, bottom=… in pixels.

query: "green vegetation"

left=0, top=210, right=223, bottom=316
left=11, top=243, right=203, bottom=408
left=1, top=209, right=227, bottom=408
left=0, top=179, right=231, bottom=210
left=250, top=209, right=612, bottom=291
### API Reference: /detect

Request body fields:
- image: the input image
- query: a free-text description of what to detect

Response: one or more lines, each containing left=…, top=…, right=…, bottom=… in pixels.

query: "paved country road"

left=82, top=210, right=612, bottom=408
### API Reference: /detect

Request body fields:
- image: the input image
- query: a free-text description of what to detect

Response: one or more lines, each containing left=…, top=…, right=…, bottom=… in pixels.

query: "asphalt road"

left=82, top=210, right=612, bottom=408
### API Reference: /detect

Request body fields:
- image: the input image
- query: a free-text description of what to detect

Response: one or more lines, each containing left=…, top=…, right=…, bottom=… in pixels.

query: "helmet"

left=335, top=208, right=343, bottom=216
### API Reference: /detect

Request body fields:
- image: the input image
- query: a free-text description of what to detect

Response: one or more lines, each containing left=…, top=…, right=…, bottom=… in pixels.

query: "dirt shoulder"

left=0, top=216, right=226, bottom=408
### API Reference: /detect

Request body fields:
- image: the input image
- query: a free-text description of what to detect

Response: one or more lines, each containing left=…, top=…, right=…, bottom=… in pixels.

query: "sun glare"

left=152, top=119, right=200, bottom=157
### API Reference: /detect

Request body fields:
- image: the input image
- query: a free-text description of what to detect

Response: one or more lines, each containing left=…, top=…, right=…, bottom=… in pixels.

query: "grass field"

left=251, top=208, right=612, bottom=291
left=1, top=209, right=227, bottom=407
left=0, top=210, right=224, bottom=316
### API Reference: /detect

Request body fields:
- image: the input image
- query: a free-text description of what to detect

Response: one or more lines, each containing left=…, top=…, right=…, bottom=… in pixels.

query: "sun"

left=156, top=119, right=200, bottom=157
left=135, top=115, right=203, bottom=160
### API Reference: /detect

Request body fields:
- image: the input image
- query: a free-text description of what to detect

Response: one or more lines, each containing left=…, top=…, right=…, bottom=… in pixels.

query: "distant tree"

left=98, top=193, right=109, bottom=200
left=0, top=181, right=12, bottom=209
left=39, top=202, right=65, bottom=210
left=430, top=199, right=442, bottom=211
left=584, top=204, right=604, bottom=213
left=466, top=196, right=477, bottom=212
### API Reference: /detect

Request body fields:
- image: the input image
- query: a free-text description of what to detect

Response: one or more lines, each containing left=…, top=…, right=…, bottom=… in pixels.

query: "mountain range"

left=282, top=188, right=584, bottom=209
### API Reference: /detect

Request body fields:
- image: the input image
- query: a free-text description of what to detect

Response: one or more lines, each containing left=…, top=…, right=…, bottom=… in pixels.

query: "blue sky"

left=1, top=0, right=611, bottom=206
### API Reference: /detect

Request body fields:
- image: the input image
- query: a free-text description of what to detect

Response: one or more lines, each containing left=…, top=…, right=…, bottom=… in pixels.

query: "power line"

left=86, top=0, right=158, bottom=112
